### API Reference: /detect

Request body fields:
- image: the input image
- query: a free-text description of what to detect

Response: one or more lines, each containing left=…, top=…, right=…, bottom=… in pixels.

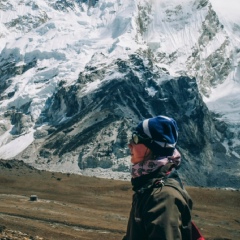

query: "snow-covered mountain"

left=0, top=0, right=240, bottom=188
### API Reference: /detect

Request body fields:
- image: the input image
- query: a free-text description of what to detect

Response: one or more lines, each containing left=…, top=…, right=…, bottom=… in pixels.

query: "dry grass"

left=0, top=160, right=239, bottom=240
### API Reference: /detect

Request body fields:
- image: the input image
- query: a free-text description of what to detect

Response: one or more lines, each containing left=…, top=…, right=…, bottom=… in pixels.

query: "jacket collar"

left=131, top=163, right=176, bottom=192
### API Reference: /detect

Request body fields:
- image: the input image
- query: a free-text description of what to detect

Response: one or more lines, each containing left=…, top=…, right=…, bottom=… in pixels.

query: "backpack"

left=191, top=221, right=205, bottom=240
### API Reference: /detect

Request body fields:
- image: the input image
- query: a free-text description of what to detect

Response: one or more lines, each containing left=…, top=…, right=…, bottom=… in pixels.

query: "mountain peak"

left=0, top=0, right=240, bottom=188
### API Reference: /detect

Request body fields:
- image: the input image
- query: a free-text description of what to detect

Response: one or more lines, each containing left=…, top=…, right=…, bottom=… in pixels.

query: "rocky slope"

left=11, top=54, right=239, bottom=188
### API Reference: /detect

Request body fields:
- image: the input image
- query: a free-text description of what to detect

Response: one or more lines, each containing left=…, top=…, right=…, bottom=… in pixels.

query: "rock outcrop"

left=11, top=54, right=237, bottom=187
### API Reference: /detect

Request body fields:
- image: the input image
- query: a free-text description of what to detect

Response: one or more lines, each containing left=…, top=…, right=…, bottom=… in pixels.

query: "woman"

left=123, top=115, right=195, bottom=240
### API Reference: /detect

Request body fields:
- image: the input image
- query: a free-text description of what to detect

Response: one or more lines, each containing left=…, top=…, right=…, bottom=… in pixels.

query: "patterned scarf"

left=131, top=149, right=181, bottom=178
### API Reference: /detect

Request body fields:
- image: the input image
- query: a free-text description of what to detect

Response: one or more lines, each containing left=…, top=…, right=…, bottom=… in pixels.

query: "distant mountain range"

left=0, top=0, right=240, bottom=188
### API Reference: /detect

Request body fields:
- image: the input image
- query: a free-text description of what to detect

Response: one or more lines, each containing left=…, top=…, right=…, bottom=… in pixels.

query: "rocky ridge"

left=12, top=54, right=239, bottom=188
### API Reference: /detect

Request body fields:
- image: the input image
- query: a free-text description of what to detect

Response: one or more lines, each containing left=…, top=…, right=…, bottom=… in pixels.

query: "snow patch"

left=0, top=129, right=35, bottom=159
